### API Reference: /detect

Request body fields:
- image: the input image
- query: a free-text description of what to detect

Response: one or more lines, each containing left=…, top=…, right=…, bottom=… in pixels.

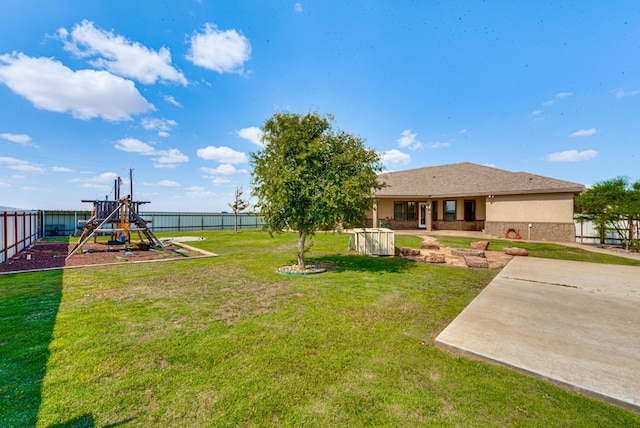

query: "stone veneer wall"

left=485, top=222, right=575, bottom=242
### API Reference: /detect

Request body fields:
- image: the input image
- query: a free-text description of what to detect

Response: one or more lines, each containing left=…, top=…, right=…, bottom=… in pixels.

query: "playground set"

left=66, top=175, right=163, bottom=259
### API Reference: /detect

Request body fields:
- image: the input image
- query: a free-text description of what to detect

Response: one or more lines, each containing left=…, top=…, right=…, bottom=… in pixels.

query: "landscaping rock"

left=451, top=248, right=485, bottom=258
left=425, top=253, right=446, bottom=263
left=471, top=241, right=490, bottom=251
left=464, top=255, right=489, bottom=268
left=400, top=247, right=421, bottom=256
left=504, top=247, right=529, bottom=256
left=421, top=241, right=440, bottom=250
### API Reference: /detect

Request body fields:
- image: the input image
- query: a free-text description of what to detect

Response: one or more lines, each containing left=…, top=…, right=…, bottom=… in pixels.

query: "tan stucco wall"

left=367, top=193, right=576, bottom=241
left=485, top=193, right=574, bottom=223
left=483, top=193, right=577, bottom=242
left=376, top=198, right=396, bottom=220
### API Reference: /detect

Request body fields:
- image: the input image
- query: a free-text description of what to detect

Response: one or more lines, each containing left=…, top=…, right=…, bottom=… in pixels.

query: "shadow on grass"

left=48, top=413, right=134, bottom=427
left=0, top=270, right=62, bottom=426
left=309, top=253, right=419, bottom=273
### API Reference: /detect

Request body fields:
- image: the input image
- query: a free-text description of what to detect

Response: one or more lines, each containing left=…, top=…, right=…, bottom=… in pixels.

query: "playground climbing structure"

left=66, top=176, right=163, bottom=259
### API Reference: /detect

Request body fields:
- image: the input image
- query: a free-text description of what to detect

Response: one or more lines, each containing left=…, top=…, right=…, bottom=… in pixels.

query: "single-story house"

left=368, top=162, right=585, bottom=242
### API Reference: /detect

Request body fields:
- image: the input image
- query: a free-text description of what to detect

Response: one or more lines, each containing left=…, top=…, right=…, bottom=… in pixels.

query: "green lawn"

left=1, top=230, right=638, bottom=427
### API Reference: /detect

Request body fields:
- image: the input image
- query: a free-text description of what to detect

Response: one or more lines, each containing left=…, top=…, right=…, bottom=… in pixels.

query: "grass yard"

left=1, top=230, right=639, bottom=427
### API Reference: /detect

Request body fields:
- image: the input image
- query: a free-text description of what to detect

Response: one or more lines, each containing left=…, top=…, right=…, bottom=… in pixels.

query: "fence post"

left=2, top=212, right=6, bottom=262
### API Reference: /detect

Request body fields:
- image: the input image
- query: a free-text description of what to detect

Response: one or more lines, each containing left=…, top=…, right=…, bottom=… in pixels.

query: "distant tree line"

left=575, top=177, right=640, bottom=251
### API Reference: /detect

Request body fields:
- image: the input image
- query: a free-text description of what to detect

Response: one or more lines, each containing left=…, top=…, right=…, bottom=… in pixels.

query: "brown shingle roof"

left=375, top=162, right=585, bottom=198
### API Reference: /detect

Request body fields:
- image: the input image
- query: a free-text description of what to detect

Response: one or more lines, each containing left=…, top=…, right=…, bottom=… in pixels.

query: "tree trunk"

left=234, top=211, right=238, bottom=232
left=297, top=230, right=307, bottom=268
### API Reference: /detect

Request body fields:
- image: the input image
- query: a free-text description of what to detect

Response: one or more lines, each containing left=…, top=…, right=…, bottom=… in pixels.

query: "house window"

left=464, top=200, right=476, bottom=222
left=444, top=200, right=456, bottom=222
left=431, top=201, right=438, bottom=221
left=394, top=202, right=404, bottom=221
left=407, top=202, right=417, bottom=221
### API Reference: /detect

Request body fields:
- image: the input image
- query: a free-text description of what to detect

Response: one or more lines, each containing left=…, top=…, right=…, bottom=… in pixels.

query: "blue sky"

left=1, top=1, right=638, bottom=211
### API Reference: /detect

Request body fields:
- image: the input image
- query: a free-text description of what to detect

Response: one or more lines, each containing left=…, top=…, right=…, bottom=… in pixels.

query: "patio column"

left=372, top=199, right=379, bottom=228
left=426, top=200, right=433, bottom=232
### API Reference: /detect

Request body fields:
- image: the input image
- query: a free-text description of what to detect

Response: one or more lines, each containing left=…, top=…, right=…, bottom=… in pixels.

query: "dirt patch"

left=277, top=263, right=333, bottom=275
left=0, top=240, right=209, bottom=274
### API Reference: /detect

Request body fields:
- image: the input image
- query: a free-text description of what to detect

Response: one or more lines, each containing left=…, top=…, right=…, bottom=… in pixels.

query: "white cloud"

left=143, top=179, right=180, bottom=187
left=0, top=53, right=153, bottom=121
left=53, top=166, right=75, bottom=172
left=531, top=110, right=544, bottom=121
left=201, top=164, right=247, bottom=176
left=187, top=23, right=251, bottom=74
left=545, top=149, right=598, bottom=162
left=114, top=137, right=187, bottom=168
left=396, top=129, right=422, bottom=150
left=459, top=129, right=467, bottom=134
left=570, top=128, right=597, bottom=138
left=197, top=145, right=248, bottom=164
left=58, top=20, right=186, bottom=85
left=615, top=88, right=640, bottom=98
left=236, top=126, right=263, bottom=146
left=163, top=95, right=182, bottom=107
left=426, top=141, right=451, bottom=149
left=0, top=133, right=31, bottom=145
left=185, top=185, right=215, bottom=198
left=294, top=3, right=303, bottom=13
left=21, top=186, right=41, bottom=191
left=73, top=172, right=118, bottom=191
left=211, top=177, right=231, bottom=185
left=0, top=180, right=9, bottom=187
left=89, top=172, right=119, bottom=183
left=152, top=148, right=189, bottom=168
left=541, top=92, right=572, bottom=107
left=141, top=117, right=177, bottom=137
left=114, top=138, right=155, bottom=154
left=79, top=182, right=111, bottom=191
left=0, top=156, right=44, bottom=173
left=379, top=149, right=410, bottom=166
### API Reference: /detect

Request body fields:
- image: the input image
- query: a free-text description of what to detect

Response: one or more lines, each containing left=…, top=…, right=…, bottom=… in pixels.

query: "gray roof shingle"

left=375, top=162, right=585, bottom=198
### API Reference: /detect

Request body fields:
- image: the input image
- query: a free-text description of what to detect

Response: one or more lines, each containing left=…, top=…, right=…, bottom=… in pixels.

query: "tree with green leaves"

left=229, top=186, right=250, bottom=232
left=575, top=176, right=640, bottom=251
left=251, top=112, right=383, bottom=268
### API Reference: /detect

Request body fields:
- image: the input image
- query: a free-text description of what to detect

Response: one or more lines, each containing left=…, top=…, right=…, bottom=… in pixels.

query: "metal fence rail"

left=0, top=210, right=40, bottom=263
left=1, top=210, right=265, bottom=263
left=39, top=210, right=265, bottom=236
left=140, top=212, right=264, bottom=232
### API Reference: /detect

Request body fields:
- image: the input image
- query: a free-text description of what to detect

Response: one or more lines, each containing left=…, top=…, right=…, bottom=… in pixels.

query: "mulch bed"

left=0, top=241, right=205, bottom=274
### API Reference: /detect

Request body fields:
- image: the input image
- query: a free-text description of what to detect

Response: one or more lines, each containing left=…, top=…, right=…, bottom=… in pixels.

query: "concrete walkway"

left=435, top=256, right=640, bottom=412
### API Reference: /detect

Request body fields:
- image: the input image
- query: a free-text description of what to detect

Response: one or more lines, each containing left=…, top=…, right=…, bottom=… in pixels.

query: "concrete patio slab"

left=435, top=257, right=640, bottom=412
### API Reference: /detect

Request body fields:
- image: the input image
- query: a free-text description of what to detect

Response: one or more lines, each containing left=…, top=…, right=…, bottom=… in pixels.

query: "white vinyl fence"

left=575, top=218, right=638, bottom=245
